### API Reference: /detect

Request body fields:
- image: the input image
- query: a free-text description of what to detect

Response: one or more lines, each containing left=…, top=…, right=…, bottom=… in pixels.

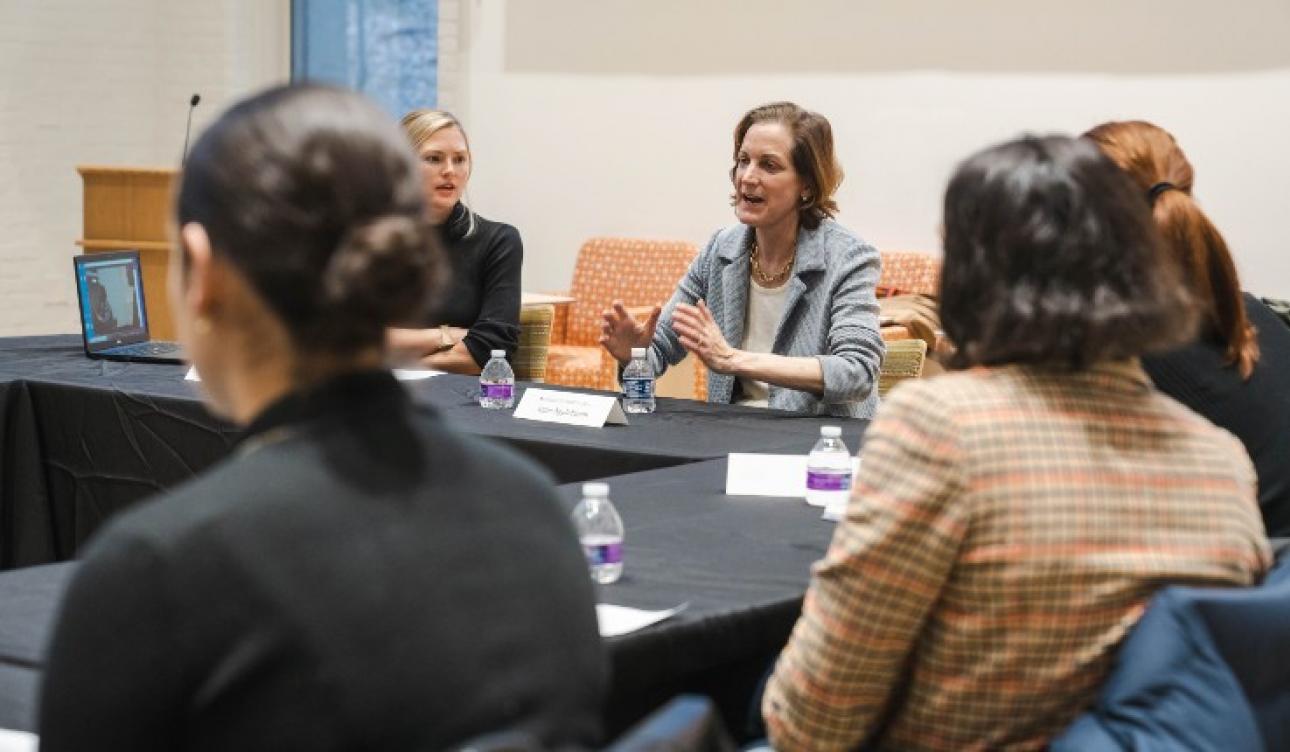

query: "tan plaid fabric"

left=764, top=361, right=1271, bottom=752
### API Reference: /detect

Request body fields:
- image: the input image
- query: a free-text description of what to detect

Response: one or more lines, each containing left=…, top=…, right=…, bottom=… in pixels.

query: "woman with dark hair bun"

left=1087, top=120, right=1290, bottom=536
left=38, top=85, right=606, bottom=751
left=763, top=135, right=1269, bottom=752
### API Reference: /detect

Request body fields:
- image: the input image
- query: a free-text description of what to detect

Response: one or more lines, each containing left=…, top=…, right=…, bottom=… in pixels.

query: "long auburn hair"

left=1085, top=120, right=1258, bottom=378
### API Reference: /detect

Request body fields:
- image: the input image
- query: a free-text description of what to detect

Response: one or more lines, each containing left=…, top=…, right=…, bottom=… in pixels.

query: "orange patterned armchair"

left=546, top=237, right=700, bottom=393
left=878, top=250, right=941, bottom=298
left=877, top=252, right=948, bottom=371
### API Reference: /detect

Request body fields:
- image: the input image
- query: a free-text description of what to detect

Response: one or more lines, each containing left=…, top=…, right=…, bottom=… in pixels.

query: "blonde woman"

left=386, top=110, right=523, bottom=374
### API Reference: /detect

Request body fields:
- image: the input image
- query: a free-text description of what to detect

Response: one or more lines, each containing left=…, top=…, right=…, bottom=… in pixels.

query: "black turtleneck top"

left=39, top=371, right=607, bottom=751
left=1143, top=293, right=1290, bottom=537
left=431, top=202, right=523, bottom=367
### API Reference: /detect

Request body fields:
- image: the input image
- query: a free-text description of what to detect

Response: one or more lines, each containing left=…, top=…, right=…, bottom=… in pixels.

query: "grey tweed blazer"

left=648, top=219, right=885, bottom=418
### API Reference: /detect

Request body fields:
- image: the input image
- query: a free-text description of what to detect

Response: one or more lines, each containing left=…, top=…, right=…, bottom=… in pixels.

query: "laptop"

left=73, top=250, right=185, bottom=364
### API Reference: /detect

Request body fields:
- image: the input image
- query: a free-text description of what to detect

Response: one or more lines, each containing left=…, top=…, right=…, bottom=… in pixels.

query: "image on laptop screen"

left=75, top=253, right=148, bottom=346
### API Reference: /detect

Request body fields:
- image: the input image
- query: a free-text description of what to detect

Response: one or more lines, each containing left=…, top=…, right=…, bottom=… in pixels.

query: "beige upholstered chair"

left=878, top=338, right=928, bottom=397
left=513, top=304, right=554, bottom=383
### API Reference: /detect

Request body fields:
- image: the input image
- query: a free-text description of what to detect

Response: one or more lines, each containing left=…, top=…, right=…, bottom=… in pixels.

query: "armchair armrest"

left=542, top=290, right=572, bottom=345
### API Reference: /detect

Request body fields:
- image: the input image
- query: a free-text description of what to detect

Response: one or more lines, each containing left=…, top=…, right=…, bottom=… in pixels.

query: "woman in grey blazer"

left=601, top=102, right=885, bottom=418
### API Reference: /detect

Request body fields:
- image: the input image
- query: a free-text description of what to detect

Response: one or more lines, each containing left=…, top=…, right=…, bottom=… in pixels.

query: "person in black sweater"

left=1088, top=120, right=1290, bottom=536
left=386, top=109, right=522, bottom=374
left=38, top=84, right=607, bottom=751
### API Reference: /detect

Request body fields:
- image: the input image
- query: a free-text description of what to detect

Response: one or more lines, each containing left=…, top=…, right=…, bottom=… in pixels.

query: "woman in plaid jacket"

left=762, top=135, right=1271, bottom=751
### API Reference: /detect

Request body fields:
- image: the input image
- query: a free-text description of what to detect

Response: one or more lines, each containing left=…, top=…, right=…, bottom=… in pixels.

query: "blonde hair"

left=400, top=109, right=476, bottom=237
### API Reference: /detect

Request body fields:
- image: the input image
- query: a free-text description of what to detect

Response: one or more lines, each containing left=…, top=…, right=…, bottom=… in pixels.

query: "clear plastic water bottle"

left=570, top=482, right=624, bottom=584
left=622, top=347, right=655, bottom=414
left=479, top=349, right=515, bottom=409
left=805, top=426, right=853, bottom=509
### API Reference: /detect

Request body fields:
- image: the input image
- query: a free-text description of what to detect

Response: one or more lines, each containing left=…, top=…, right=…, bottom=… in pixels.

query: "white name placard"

left=512, top=388, right=628, bottom=428
left=725, top=453, right=860, bottom=498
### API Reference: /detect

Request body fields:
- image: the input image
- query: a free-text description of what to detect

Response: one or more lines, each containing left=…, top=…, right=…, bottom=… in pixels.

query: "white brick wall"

left=0, top=0, right=288, bottom=336
left=436, top=0, right=464, bottom=112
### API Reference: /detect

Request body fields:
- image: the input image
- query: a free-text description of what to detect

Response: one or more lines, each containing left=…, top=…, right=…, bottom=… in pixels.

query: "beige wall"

left=4, top=1, right=1288, bottom=336
left=448, top=0, right=1290, bottom=299
left=0, top=0, right=289, bottom=336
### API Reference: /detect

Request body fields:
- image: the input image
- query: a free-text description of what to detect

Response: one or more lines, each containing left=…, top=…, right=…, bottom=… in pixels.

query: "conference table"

left=0, top=335, right=868, bottom=737
left=0, top=458, right=837, bottom=737
left=0, top=335, right=866, bottom=569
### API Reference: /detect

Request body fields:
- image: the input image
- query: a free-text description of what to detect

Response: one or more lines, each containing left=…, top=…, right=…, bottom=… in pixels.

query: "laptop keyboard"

left=112, top=342, right=182, bottom=357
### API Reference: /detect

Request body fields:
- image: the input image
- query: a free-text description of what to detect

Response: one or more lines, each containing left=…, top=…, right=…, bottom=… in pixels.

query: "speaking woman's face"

left=732, top=121, right=806, bottom=232
left=417, top=126, right=471, bottom=225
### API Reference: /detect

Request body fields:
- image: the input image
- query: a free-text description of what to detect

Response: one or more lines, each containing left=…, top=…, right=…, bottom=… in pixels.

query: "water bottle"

left=805, top=426, right=853, bottom=509
left=479, top=349, right=515, bottom=409
left=622, top=347, right=655, bottom=414
left=571, top=482, right=625, bottom=584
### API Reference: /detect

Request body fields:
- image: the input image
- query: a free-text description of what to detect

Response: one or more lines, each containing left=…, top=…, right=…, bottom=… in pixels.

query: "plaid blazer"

left=763, top=362, right=1271, bottom=751
left=648, top=220, right=886, bottom=418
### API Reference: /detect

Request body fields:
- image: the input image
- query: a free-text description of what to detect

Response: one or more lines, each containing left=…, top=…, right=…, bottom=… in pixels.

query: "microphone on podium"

left=181, top=94, right=201, bottom=167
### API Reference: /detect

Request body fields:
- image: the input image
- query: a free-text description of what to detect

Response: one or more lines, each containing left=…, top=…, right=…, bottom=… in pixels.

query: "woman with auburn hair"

left=1087, top=120, right=1290, bottom=536
left=600, top=101, right=885, bottom=417
left=763, top=134, right=1269, bottom=752
left=385, top=109, right=523, bottom=375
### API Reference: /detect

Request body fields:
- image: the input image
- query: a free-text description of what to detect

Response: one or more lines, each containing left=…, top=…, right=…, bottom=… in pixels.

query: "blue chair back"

left=1051, top=556, right=1290, bottom=751
left=606, top=695, right=734, bottom=752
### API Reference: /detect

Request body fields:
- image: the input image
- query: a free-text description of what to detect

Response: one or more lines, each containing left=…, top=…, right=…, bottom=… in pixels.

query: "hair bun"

left=317, top=214, right=441, bottom=348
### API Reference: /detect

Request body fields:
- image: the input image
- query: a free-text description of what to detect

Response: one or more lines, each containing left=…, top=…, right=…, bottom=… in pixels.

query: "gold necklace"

left=750, top=239, right=795, bottom=286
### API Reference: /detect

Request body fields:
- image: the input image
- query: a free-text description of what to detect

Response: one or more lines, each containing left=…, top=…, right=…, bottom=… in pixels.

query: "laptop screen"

left=73, top=251, right=150, bottom=351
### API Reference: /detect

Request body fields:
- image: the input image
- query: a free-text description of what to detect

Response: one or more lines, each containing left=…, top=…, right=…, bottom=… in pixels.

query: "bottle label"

left=481, top=383, right=514, bottom=400
left=623, top=377, right=653, bottom=400
left=806, top=469, right=852, bottom=492
left=584, top=542, right=623, bottom=566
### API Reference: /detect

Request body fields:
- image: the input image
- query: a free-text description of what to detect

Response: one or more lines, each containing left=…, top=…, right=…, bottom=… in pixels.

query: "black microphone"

left=181, top=94, right=201, bottom=167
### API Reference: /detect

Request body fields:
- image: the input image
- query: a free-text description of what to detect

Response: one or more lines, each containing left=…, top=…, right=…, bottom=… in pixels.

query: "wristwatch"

left=436, top=325, right=455, bottom=353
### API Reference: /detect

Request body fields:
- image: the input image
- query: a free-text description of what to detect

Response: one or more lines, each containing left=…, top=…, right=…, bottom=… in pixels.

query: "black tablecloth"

left=0, top=336, right=867, bottom=569
left=558, top=459, right=835, bottom=736
left=0, top=459, right=836, bottom=737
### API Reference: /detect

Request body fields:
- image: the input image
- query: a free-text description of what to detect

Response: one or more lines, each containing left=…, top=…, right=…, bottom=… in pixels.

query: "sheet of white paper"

left=725, top=453, right=860, bottom=498
left=821, top=502, right=846, bottom=522
left=185, top=366, right=200, bottom=382
left=0, top=729, right=37, bottom=752
left=392, top=368, right=443, bottom=381
left=596, top=602, right=688, bottom=637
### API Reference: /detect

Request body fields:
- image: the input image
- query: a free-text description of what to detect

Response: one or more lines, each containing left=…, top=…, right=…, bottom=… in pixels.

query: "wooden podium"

left=76, top=166, right=178, bottom=339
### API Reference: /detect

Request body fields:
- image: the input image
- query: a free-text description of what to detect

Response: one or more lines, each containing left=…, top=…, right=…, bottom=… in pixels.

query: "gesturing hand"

left=672, top=300, right=739, bottom=374
left=599, top=301, right=661, bottom=365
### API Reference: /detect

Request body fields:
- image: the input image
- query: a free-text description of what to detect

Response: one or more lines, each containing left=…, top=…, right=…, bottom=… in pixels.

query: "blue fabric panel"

left=291, top=0, right=437, bottom=116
